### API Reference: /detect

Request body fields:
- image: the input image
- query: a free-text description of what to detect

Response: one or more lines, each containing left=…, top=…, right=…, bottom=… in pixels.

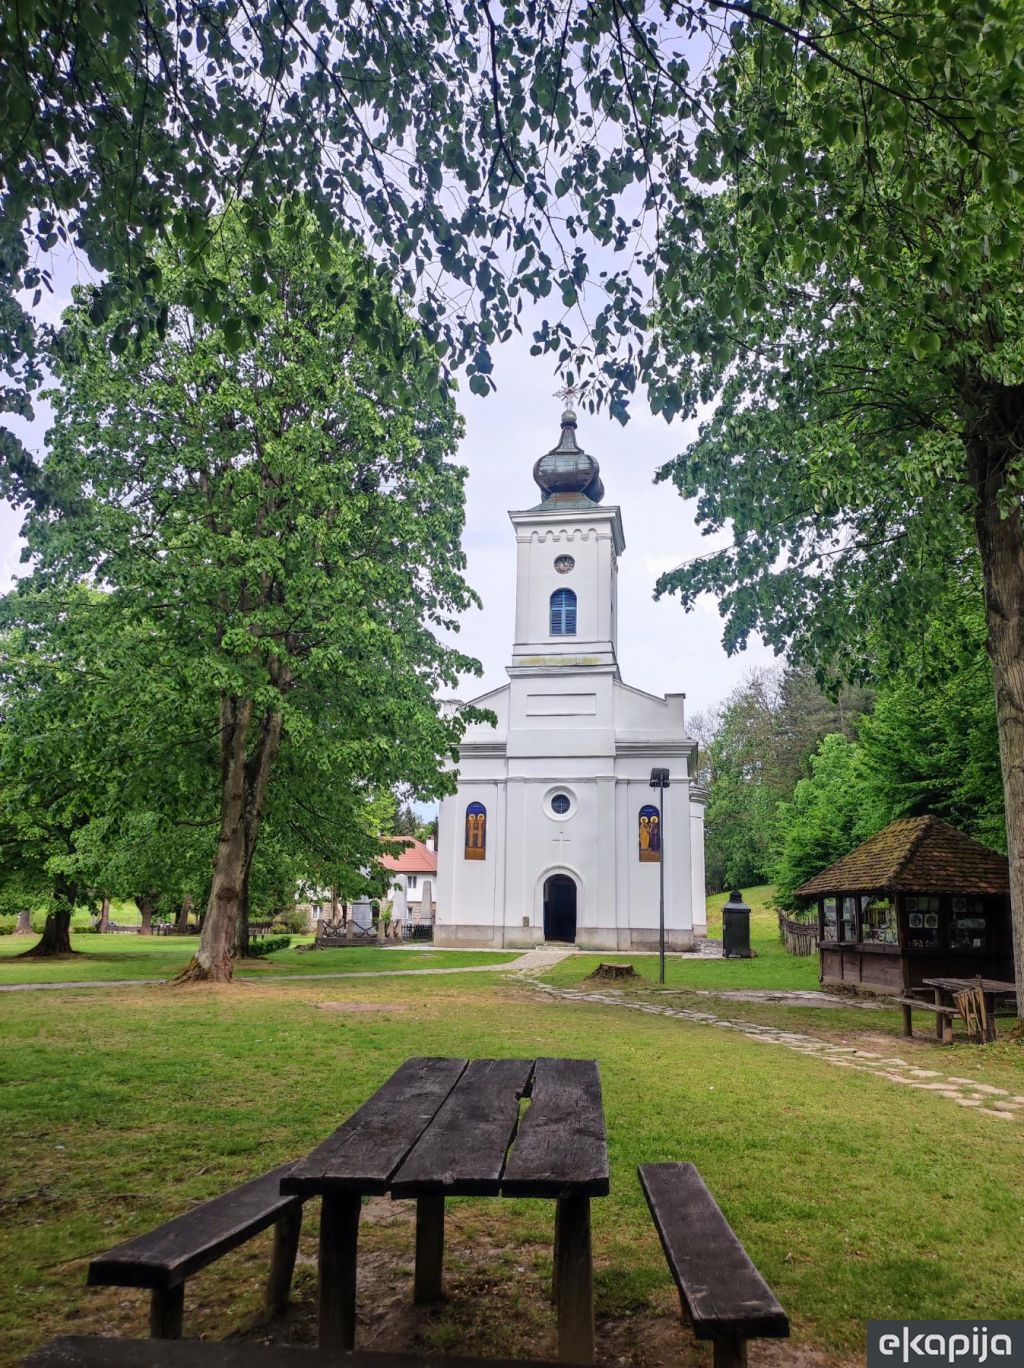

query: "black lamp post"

left=649, top=767, right=670, bottom=984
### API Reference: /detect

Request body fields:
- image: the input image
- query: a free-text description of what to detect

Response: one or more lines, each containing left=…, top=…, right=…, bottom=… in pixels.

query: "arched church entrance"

left=543, top=874, right=577, bottom=943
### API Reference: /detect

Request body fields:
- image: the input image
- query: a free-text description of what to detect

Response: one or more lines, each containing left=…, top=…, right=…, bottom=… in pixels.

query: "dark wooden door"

left=544, top=875, right=577, bottom=943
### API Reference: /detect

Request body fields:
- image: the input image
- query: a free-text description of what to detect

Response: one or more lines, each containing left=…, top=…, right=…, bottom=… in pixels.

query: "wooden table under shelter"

left=921, top=976, right=1018, bottom=1042
left=280, top=1056, right=609, bottom=1365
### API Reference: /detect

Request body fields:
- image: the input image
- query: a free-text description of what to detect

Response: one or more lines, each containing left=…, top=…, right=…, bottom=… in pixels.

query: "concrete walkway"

left=0, top=946, right=575, bottom=993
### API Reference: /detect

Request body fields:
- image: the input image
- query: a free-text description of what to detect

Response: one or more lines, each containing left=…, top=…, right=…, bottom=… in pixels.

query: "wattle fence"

left=777, top=911, right=818, bottom=956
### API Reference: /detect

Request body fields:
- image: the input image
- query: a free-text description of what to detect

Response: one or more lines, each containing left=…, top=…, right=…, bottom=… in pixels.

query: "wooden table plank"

left=500, top=1059, right=609, bottom=1198
left=922, top=976, right=1017, bottom=994
left=390, top=1059, right=535, bottom=1196
left=638, top=1163, right=788, bottom=1341
left=282, top=1058, right=468, bottom=1196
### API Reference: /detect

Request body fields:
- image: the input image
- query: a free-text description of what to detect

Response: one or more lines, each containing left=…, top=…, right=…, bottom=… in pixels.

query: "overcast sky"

left=449, top=333, right=776, bottom=721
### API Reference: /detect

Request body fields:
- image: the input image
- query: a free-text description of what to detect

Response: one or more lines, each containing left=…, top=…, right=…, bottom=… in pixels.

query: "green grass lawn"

left=543, top=884, right=822, bottom=991
left=1, top=965, right=1022, bottom=1365
left=0, top=936, right=521, bottom=985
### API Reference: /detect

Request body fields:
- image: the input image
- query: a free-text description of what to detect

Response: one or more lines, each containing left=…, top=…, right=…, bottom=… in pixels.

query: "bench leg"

left=551, top=1199, right=562, bottom=1305
left=265, top=1203, right=303, bottom=1316
left=318, top=1192, right=361, bottom=1350
left=713, top=1335, right=748, bottom=1368
left=414, top=1195, right=445, bottom=1303
left=554, top=1194, right=594, bottom=1365
left=900, top=1001, right=913, bottom=1037
left=149, top=1283, right=185, bottom=1339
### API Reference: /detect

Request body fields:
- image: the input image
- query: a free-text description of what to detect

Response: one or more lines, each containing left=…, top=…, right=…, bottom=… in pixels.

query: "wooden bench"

left=87, top=1162, right=305, bottom=1339
left=22, top=1337, right=563, bottom=1366
left=638, top=1163, right=788, bottom=1368
left=893, top=996, right=958, bottom=1043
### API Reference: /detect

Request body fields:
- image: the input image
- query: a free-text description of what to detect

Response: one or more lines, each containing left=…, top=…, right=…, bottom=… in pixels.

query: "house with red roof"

left=381, top=837, right=438, bottom=925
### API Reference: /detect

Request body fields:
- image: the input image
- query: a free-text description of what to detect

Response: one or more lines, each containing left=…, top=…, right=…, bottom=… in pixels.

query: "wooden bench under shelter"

left=892, top=995, right=959, bottom=1043
left=281, top=1055, right=608, bottom=1364
left=922, top=975, right=1016, bottom=1043
left=87, top=1162, right=305, bottom=1339
left=638, top=1163, right=789, bottom=1368
left=22, top=1338, right=563, bottom=1367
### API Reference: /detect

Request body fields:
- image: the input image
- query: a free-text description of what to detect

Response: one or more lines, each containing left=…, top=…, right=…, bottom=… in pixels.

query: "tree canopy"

left=6, top=0, right=1023, bottom=505
left=14, top=211, right=478, bottom=975
left=651, top=0, right=1024, bottom=999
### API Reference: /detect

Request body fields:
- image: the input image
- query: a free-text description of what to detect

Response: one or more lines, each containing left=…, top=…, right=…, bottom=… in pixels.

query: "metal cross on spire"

left=554, top=383, right=579, bottom=407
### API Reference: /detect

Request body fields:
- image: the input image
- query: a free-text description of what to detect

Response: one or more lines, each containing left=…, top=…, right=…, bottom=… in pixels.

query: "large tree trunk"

left=13, top=908, right=33, bottom=936
left=233, top=865, right=252, bottom=958
left=136, top=895, right=156, bottom=936
left=968, top=405, right=1024, bottom=1015
left=175, top=895, right=192, bottom=934
left=174, top=695, right=283, bottom=984
left=19, top=881, right=78, bottom=957
left=98, top=897, right=110, bottom=933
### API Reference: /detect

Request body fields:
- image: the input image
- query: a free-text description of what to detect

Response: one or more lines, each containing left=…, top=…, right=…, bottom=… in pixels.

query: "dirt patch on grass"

left=316, top=1001, right=409, bottom=1014
left=48, top=1195, right=855, bottom=1367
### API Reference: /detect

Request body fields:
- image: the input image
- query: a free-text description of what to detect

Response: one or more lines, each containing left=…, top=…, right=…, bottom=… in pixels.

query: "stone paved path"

left=522, top=973, right=1024, bottom=1123
left=691, top=987, right=886, bottom=1009
left=0, top=946, right=574, bottom=993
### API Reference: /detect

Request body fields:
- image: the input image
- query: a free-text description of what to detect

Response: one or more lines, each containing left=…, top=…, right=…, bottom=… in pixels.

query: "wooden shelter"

left=797, top=815, right=1013, bottom=995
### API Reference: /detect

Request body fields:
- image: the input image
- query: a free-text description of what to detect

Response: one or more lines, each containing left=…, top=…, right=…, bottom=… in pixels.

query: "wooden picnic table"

left=281, top=1056, right=609, bottom=1365
left=921, top=976, right=1018, bottom=1042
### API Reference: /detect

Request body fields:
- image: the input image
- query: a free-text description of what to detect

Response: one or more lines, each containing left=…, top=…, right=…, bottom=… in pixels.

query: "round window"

left=554, top=554, right=575, bottom=574
left=550, top=793, right=571, bottom=815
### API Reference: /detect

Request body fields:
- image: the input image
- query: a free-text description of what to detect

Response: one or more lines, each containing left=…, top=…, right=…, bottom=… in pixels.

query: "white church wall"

left=437, top=778, right=504, bottom=942
left=690, top=794, right=708, bottom=933
left=458, top=683, right=511, bottom=743
left=613, top=683, right=686, bottom=738
left=618, top=770, right=695, bottom=951
left=510, top=510, right=622, bottom=669
left=435, top=406, right=705, bottom=952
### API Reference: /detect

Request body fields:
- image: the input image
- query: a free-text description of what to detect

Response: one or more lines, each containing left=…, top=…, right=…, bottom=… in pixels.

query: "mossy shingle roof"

left=796, top=815, right=1009, bottom=898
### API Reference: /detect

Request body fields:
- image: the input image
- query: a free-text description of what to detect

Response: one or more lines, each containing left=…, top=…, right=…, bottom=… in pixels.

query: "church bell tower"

left=508, top=406, right=625, bottom=678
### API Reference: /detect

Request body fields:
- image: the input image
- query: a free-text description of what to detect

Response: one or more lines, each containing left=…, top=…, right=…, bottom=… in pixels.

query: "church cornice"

left=508, top=504, right=625, bottom=557
left=615, top=739, right=696, bottom=758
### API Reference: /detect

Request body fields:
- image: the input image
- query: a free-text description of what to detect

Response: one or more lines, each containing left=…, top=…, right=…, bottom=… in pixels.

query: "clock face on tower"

left=554, top=554, right=575, bottom=574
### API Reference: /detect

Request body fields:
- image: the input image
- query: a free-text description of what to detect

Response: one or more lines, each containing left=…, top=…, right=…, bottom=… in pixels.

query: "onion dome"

left=532, top=408, right=605, bottom=505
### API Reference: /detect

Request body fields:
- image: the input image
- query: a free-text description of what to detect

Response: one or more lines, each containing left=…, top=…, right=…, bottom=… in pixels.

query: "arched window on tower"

left=550, top=588, right=577, bottom=636
left=464, top=802, right=487, bottom=860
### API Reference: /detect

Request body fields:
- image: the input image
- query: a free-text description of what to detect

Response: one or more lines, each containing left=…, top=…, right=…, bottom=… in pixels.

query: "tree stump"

left=585, top=962, right=641, bottom=984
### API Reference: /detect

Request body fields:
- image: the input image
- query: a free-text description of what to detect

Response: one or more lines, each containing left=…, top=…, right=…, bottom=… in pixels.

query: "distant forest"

left=693, top=600, right=1004, bottom=909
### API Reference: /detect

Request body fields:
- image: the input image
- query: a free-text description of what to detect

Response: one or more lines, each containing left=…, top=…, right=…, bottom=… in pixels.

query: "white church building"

left=436, top=406, right=707, bottom=950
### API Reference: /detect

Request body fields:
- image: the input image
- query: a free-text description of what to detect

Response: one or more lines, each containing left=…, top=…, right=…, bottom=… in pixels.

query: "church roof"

left=531, top=407, right=605, bottom=507
left=795, top=815, right=1009, bottom=898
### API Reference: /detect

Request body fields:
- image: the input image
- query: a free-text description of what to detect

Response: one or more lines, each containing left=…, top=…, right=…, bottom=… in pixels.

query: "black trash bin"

left=722, top=889, right=752, bottom=958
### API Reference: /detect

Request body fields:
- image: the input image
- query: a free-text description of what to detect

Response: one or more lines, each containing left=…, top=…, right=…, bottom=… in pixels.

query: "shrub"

left=266, top=907, right=311, bottom=934
left=247, top=935, right=291, bottom=958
